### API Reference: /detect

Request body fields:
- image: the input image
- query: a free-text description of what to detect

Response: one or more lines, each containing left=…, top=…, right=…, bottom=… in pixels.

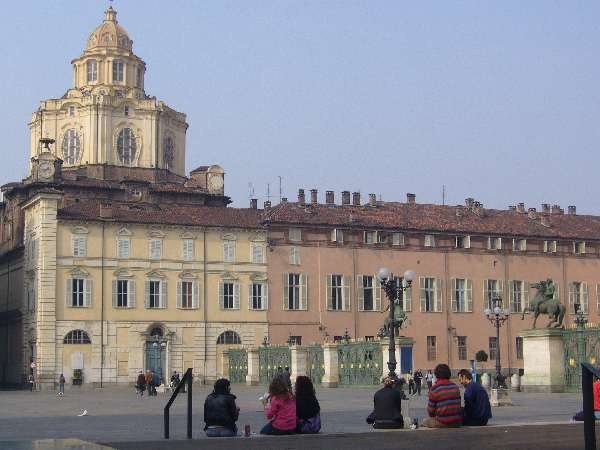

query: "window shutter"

left=357, top=276, right=364, bottom=311
left=404, top=284, right=412, bottom=312
left=331, top=229, right=336, bottom=242
left=219, top=281, right=225, bottom=309
left=129, top=280, right=136, bottom=308
left=483, top=279, right=489, bottom=310
left=466, top=279, right=473, bottom=312
left=263, top=283, right=269, bottom=310
left=465, top=236, right=471, bottom=249
left=342, top=275, right=350, bottom=311
left=509, top=281, right=515, bottom=312
left=451, top=278, right=457, bottom=312
left=283, top=274, right=289, bottom=310
left=248, top=283, right=253, bottom=310
left=233, top=282, right=240, bottom=309
left=300, top=274, right=308, bottom=310
left=375, top=277, right=382, bottom=311
left=583, top=283, right=589, bottom=313
left=66, top=279, right=73, bottom=307
left=145, top=280, right=150, bottom=308
left=523, top=282, right=529, bottom=310
left=112, top=280, right=118, bottom=307
left=568, top=282, right=575, bottom=313
left=419, top=277, right=426, bottom=312
left=177, top=281, right=182, bottom=308
left=161, top=281, right=168, bottom=308
left=193, top=281, right=199, bottom=309
left=84, top=279, right=92, bottom=307
left=326, top=275, right=332, bottom=310
left=498, top=280, right=504, bottom=300
left=435, top=278, right=443, bottom=312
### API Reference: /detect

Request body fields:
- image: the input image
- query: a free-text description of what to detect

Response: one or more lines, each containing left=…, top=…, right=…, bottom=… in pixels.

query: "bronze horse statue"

left=521, top=279, right=566, bottom=328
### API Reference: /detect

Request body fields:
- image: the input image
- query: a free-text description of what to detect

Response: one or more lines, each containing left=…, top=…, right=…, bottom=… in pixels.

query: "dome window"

left=112, top=60, right=124, bottom=82
left=68, top=106, right=76, bottom=117
left=136, top=67, right=143, bottom=88
left=117, top=128, right=136, bottom=166
left=62, top=129, right=81, bottom=165
left=163, top=136, right=174, bottom=169
left=87, top=60, right=97, bottom=82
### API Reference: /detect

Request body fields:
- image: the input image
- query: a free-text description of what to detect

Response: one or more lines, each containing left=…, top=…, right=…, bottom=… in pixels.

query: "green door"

left=145, top=342, right=166, bottom=381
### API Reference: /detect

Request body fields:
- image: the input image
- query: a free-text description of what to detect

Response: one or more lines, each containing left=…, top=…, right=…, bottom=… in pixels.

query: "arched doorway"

left=215, top=331, right=243, bottom=379
left=145, top=326, right=167, bottom=382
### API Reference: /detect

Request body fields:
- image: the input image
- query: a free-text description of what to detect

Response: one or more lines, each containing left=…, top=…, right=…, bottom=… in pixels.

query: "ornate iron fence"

left=259, top=346, right=291, bottom=384
left=227, top=349, right=248, bottom=384
left=307, top=345, right=324, bottom=384
left=338, top=341, right=383, bottom=385
left=563, top=326, right=600, bottom=391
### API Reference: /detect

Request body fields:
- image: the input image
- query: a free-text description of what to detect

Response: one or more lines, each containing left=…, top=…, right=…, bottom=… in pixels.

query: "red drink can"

left=244, top=424, right=251, bottom=437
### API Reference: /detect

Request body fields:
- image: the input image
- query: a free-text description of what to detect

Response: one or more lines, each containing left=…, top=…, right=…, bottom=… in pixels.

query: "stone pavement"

left=0, top=384, right=584, bottom=442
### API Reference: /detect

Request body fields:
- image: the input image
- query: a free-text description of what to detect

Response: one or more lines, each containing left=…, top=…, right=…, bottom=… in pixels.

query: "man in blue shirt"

left=458, top=369, right=492, bottom=426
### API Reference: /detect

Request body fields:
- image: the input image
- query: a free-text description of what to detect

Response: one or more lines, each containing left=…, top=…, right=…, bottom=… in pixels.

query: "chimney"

left=517, top=202, right=525, bottom=213
left=100, top=203, right=113, bottom=219
left=298, top=189, right=305, bottom=206
left=281, top=197, right=288, bottom=203
left=541, top=203, right=550, bottom=214
left=551, top=204, right=561, bottom=214
left=352, top=192, right=361, bottom=206
left=406, top=193, right=416, bottom=204
left=369, top=193, right=377, bottom=207
left=465, top=198, right=474, bottom=208
left=264, top=200, right=271, bottom=210
left=568, top=205, right=576, bottom=215
left=541, top=215, right=550, bottom=227
left=508, top=205, right=517, bottom=211
left=325, top=190, right=334, bottom=205
left=250, top=198, right=258, bottom=209
left=341, top=191, right=351, bottom=205
left=310, top=189, right=318, bottom=205
left=527, top=208, right=537, bottom=219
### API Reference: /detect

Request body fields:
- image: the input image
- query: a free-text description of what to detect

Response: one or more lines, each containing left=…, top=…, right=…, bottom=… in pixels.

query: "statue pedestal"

left=490, top=388, right=513, bottom=407
left=520, top=329, right=565, bottom=393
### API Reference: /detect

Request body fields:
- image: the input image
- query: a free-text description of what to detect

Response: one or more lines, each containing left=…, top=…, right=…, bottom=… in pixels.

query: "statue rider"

left=542, top=278, right=556, bottom=305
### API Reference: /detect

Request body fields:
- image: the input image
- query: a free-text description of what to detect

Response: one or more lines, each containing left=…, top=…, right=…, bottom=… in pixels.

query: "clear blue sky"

left=1, top=1, right=598, bottom=211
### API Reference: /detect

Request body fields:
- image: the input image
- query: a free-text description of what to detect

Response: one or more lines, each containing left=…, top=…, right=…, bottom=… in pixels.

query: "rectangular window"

left=427, top=336, right=437, bottom=361
left=331, top=228, right=344, bottom=243
left=249, top=282, right=267, bottom=310
left=283, top=273, right=307, bottom=310
left=488, top=237, right=501, bottom=250
left=67, top=278, right=92, bottom=308
left=219, top=281, right=239, bottom=310
left=177, top=280, right=198, bottom=309
left=424, top=234, right=435, bottom=247
left=484, top=279, right=503, bottom=310
left=68, top=106, right=76, bottom=117
left=112, top=60, right=124, bottom=82
left=392, top=232, right=405, bottom=246
left=327, top=274, right=349, bottom=311
left=457, top=336, right=467, bottom=361
left=544, top=240, right=557, bottom=253
left=87, top=60, right=97, bottom=82
left=574, top=241, right=586, bottom=255
left=394, top=276, right=412, bottom=312
left=289, top=247, right=301, bottom=265
left=149, top=239, right=162, bottom=260
left=223, top=241, right=235, bottom=262
left=114, top=279, right=135, bottom=308
left=358, top=275, right=380, bottom=311
left=516, top=336, right=524, bottom=360
left=510, top=280, right=528, bottom=313
left=420, top=277, right=442, bottom=312
left=72, top=236, right=87, bottom=257
left=251, top=244, right=265, bottom=264
left=71, top=279, right=84, bottom=307
left=182, top=239, right=194, bottom=261
left=136, top=67, right=143, bottom=87
left=289, top=228, right=302, bottom=242
left=451, top=278, right=472, bottom=312
left=512, top=238, right=527, bottom=251
left=363, top=231, right=376, bottom=244
left=146, top=280, right=166, bottom=309
left=455, top=235, right=471, bottom=249
left=489, top=337, right=498, bottom=360
left=117, top=238, right=130, bottom=259
left=569, top=281, right=589, bottom=314
left=288, top=336, right=302, bottom=345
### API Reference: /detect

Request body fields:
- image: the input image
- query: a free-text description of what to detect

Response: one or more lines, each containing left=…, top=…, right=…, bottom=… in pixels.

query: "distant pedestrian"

left=413, top=370, right=423, bottom=396
left=57, top=373, right=65, bottom=396
left=136, top=371, right=146, bottom=396
left=151, top=371, right=160, bottom=396
left=295, top=376, right=321, bottom=434
left=421, top=364, right=462, bottom=428
left=425, top=370, right=434, bottom=391
left=28, top=374, right=35, bottom=392
left=408, top=377, right=415, bottom=395
left=458, top=369, right=491, bottom=426
left=366, top=376, right=403, bottom=429
left=204, top=378, right=240, bottom=437
left=145, top=370, right=153, bottom=396
left=260, top=377, right=297, bottom=435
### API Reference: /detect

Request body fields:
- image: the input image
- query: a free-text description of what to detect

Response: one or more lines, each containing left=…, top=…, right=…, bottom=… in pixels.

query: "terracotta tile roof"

left=58, top=201, right=263, bottom=228
left=263, top=202, right=600, bottom=240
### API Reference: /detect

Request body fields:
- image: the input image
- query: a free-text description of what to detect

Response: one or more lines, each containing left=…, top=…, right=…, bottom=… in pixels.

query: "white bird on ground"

left=77, top=409, right=88, bottom=417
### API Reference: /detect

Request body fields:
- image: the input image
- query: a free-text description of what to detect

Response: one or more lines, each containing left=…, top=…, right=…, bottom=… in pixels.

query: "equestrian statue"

left=378, top=302, right=408, bottom=338
left=521, top=278, right=566, bottom=328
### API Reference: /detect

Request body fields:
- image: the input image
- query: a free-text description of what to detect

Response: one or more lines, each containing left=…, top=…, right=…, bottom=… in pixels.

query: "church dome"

left=86, top=7, right=133, bottom=52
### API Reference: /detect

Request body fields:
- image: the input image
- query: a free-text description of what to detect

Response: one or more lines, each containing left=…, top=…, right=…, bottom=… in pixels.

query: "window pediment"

left=221, top=271, right=239, bottom=280
left=146, top=269, right=166, bottom=279
left=117, top=227, right=132, bottom=237
left=221, top=233, right=237, bottom=241
left=250, top=273, right=268, bottom=282
left=248, top=232, right=267, bottom=242
left=72, top=226, right=89, bottom=235
left=148, top=228, right=166, bottom=239
left=113, top=268, right=135, bottom=278
left=69, top=266, right=90, bottom=278
left=180, top=231, right=196, bottom=239
left=178, top=270, right=198, bottom=280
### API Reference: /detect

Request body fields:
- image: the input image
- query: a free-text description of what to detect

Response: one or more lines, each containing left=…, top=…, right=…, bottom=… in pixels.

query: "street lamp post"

left=377, top=267, right=415, bottom=379
left=484, top=297, right=508, bottom=389
left=574, top=303, right=588, bottom=389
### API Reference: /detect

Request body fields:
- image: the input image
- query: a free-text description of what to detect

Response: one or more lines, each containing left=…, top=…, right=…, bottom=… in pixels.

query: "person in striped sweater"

left=421, top=364, right=463, bottom=428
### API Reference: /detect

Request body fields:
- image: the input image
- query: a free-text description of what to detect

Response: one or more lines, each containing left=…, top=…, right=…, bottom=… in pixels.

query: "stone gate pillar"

left=520, top=329, right=565, bottom=393
left=322, top=343, right=339, bottom=388
left=219, top=349, right=230, bottom=379
left=246, top=348, right=260, bottom=386
left=290, top=346, right=308, bottom=382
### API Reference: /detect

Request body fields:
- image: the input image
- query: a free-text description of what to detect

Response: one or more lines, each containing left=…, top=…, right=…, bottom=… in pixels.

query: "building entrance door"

left=400, top=346, right=413, bottom=374
left=145, top=342, right=166, bottom=381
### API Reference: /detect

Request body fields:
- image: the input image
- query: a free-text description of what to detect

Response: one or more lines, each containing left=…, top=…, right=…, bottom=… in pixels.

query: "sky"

left=0, top=1, right=598, bottom=211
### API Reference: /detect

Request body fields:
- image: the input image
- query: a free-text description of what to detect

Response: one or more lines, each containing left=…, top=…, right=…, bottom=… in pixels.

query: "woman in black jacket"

left=295, top=376, right=321, bottom=433
left=204, top=378, right=240, bottom=437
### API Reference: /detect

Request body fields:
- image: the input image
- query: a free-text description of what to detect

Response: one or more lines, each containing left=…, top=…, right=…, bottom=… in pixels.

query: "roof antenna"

left=247, top=182, right=255, bottom=200
left=266, top=183, right=271, bottom=201
left=278, top=176, right=282, bottom=203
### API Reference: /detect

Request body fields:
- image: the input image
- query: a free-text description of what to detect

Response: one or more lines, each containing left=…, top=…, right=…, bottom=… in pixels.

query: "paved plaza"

left=0, top=384, right=585, bottom=444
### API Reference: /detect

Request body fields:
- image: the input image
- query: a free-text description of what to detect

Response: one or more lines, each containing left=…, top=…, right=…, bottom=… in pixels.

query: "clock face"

left=209, top=175, right=224, bottom=191
left=39, top=161, right=55, bottom=179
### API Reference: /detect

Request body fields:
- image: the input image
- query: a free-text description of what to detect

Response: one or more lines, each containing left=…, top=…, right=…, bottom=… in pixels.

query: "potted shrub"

left=475, top=350, right=488, bottom=383
left=72, top=369, right=83, bottom=385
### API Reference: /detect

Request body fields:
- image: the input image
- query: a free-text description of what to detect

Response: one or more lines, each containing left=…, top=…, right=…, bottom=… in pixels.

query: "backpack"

left=301, top=414, right=321, bottom=434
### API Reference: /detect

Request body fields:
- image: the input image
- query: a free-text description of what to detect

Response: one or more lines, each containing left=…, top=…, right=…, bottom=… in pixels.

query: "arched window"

left=62, top=129, right=81, bottom=165
left=216, top=330, right=242, bottom=345
left=117, top=128, right=136, bottom=165
left=87, top=60, right=97, bottom=82
left=150, top=326, right=163, bottom=337
left=163, top=136, right=174, bottom=169
left=64, top=329, right=91, bottom=344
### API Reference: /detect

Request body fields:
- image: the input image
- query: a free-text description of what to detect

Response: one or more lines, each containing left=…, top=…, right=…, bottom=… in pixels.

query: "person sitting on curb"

left=204, top=378, right=240, bottom=437
left=261, top=377, right=297, bottom=435
left=421, top=364, right=462, bottom=428
left=457, top=369, right=492, bottom=426
left=366, top=376, right=404, bottom=429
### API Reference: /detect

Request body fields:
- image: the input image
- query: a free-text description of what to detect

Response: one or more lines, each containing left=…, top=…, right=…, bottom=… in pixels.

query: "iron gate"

left=228, top=349, right=247, bottom=384
left=563, top=326, right=600, bottom=391
left=259, top=346, right=291, bottom=384
left=338, top=341, right=382, bottom=385
left=307, top=345, right=324, bottom=384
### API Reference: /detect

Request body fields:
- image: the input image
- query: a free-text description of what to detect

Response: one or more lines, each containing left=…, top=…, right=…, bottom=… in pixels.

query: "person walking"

left=425, top=370, right=434, bottom=391
left=260, top=377, right=297, bottom=435
left=421, top=364, right=462, bottom=428
left=136, top=371, right=146, bottom=396
left=458, top=369, right=491, bottom=426
left=28, top=374, right=35, bottom=392
left=144, top=370, right=153, bottom=396
left=204, top=378, right=240, bottom=437
left=57, top=373, right=65, bottom=396
left=151, top=370, right=160, bottom=396
left=295, top=376, right=321, bottom=433
left=366, top=376, right=404, bottom=429
left=413, top=370, right=423, bottom=396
